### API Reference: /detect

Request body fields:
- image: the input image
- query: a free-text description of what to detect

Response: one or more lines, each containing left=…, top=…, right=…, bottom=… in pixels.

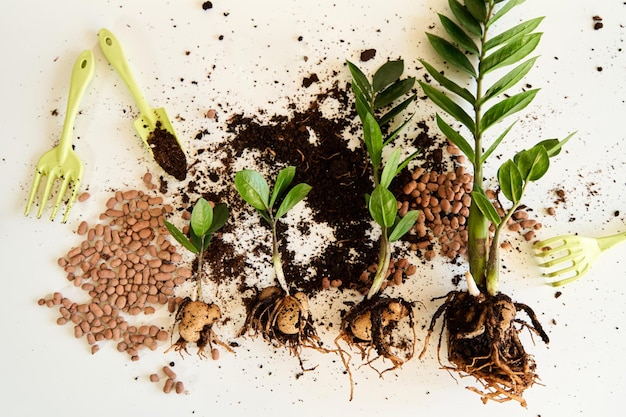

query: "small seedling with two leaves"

left=163, top=198, right=232, bottom=358
left=235, top=166, right=324, bottom=360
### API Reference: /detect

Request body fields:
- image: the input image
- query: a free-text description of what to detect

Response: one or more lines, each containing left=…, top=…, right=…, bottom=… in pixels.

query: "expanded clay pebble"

left=39, top=189, right=190, bottom=361
left=399, top=142, right=542, bottom=259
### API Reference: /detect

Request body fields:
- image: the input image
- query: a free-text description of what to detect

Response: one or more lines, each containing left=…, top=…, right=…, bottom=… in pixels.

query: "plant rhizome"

left=417, top=0, right=572, bottom=406
left=334, top=59, right=420, bottom=400
left=234, top=167, right=326, bottom=366
left=164, top=198, right=233, bottom=358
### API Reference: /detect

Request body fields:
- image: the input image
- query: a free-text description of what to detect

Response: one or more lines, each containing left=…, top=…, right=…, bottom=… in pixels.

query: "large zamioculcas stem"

left=418, top=0, right=573, bottom=296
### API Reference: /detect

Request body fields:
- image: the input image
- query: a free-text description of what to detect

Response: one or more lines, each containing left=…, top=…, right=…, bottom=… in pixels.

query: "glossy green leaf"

left=420, top=59, right=475, bottom=104
left=369, top=185, right=397, bottom=228
left=270, top=166, right=295, bottom=208
left=449, top=0, right=482, bottom=37
left=380, top=148, right=402, bottom=189
left=164, top=220, right=199, bottom=254
left=379, top=94, right=416, bottom=127
left=426, top=33, right=476, bottom=77
left=488, top=0, right=525, bottom=28
left=480, top=89, right=538, bottom=132
left=439, top=14, right=479, bottom=54
left=472, top=189, right=501, bottom=226
left=515, top=145, right=549, bottom=182
left=498, top=159, right=523, bottom=203
left=374, top=78, right=415, bottom=109
left=383, top=115, right=414, bottom=146
left=465, top=0, right=487, bottom=23
left=481, top=33, right=541, bottom=74
left=191, top=198, right=213, bottom=238
left=484, top=17, right=544, bottom=51
left=538, top=132, right=574, bottom=157
left=419, top=81, right=476, bottom=132
left=275, top=183, right=312, bottom=219
left=481, top=121, right=516, bottom=164
left=235, top=170, right=270, bottom=211
left=207, top=203, right=229, bottom=234
left=354, top=90, right=370, bottom=123
left=373, top=60, right=404, bottom=93
left=482, top=57, right=537, bottom=103
left=396, top=149, right=421, bottom=177
left=363, top=112, right=383, bottom=171
left=189, top=228, right=208, bottom=253
left=388, top=210, right=419, bottom=242
left=436, top=114, right=475, bottom=162
left=347, top=60, right=372, bottom=102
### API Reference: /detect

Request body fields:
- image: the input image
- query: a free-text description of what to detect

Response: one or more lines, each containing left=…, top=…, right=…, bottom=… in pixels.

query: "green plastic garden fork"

left=533, top=230, right=626, bottom=286
left=24, top=49, right=95, bottom=223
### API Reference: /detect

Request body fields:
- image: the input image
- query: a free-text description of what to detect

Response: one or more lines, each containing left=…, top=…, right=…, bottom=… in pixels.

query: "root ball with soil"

left=420, top=287, right=549, bottom=406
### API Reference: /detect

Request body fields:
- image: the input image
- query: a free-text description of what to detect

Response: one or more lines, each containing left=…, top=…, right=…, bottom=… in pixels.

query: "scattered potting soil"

left=178, top=76, right=444, bottom=295
left=148, top=121, right=188, bottom=181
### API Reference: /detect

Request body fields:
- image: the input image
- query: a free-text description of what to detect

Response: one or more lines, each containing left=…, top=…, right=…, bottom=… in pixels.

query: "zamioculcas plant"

left=163, top=198, right=233, bottom=358
left=417, top=0, right=573, bottom=406
left=235, top=166, right=324, bottom=365
left=335, top=59, right=420, bottom=400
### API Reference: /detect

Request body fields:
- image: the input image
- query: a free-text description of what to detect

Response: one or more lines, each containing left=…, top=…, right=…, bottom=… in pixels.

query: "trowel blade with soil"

left=98, top=28, right=187, bottom=180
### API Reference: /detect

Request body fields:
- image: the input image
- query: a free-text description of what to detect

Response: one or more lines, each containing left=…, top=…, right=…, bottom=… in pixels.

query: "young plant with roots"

left=335, top=59, right=420, bottom=400
left=163, top=198, right=234, bottom=359
left=235, top=166, right=325, bottom=366
left=417, top=0, right=573, bottom=406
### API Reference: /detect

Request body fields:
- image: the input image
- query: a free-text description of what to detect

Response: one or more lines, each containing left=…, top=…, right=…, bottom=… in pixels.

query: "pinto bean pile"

left=39, top=189, right=191, bottom=360
left=399, top=143, right=542, bottom=260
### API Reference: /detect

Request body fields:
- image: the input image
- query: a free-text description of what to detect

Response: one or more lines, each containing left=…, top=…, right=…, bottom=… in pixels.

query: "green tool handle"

left=98, top=28, right=156, bottom=125
left=59, top=49, right=95, bottom=163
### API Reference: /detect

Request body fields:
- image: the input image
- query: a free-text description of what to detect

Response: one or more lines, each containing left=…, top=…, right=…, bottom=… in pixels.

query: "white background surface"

left=1, top=1, right=626, bottom=416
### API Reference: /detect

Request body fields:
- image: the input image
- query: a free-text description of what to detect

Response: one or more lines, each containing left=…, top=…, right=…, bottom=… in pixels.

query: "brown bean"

left=163, top=366, right=177, bottom=380
left=175, top=381, right=184, bottom=394
left=163, top=378, right=174, bottom=394
left=149, top=373, right=160, bottom=383
left=211, top=348, right=220, bottom=361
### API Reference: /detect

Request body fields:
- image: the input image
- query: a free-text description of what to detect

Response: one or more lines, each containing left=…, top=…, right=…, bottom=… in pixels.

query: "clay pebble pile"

left=399, top=143, right=543, bottom=260
left=39, top=188, right=191, bottom=360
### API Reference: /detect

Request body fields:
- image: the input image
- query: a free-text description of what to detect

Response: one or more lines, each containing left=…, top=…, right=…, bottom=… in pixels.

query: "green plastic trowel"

left=98, top=28, right=187, bottom=180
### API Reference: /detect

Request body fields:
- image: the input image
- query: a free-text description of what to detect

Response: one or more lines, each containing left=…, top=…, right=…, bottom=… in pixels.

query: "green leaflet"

left=347, top=60, right=371, bottom=101
left=275, top=183, right=312, bottom=219
left=480, top=89, right=539, bottom=132
left=373, top=60, right=405, bottom=93
left=426, top=33, right=476, bottom=77
left=439, top=13, right=479, bottom=54
left=514, top=145, right=550, bottom=181
left=374, top=78, right=416, bottom=109
left=208, top=203, right=230, bottom=235
left=164, top=220, right=199, bottom=254
left=419, top=81, right=476, bottom=132
left=481, top=121, right=516, bottom=164
left=270, top=166, right=296, bottom=208
left=484, top=17, right=544, bottom=51
left=363, top=112, right=383, bottom=171
left=379, top=94, right=416, bottom=127
left=190, top=197, right=213, bottom=238
left=234, top=170, right=270, bottom=211
left=472, top=189, right=501, bottom=226
left=480, top=33, right=542, bottom=74
left=380, top=148, right=402, bottom=189
left=388, top=210, right=420, bottom=242
left=488, top=0, right=526, bottom=28
left=482, top=57, right=537, bottom=103
left=465, top=0, right=487, bottom=23
left=449, top=0, right=482, bottom=37
left=498, top=159, right=523, bottom=203
left=420, top=59, right=475, bottom=104
left=436, top=115, right=475, bottom=162
left=369, top=185, right=397, bottom=228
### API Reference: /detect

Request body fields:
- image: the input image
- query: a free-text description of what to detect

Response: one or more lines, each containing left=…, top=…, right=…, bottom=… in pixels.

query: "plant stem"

left=270, top=217, right=290, bottom=295
left=468, top=1, right=495, bottom=290
left=196, top=236, right=205, bottom=301
left=367, top=229, right=391, bottom=300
